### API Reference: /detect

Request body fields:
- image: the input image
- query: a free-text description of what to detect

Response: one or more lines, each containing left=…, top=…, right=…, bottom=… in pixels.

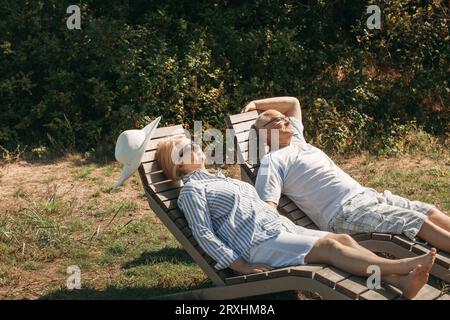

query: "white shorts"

left=248, top=229, right=329, bottom=267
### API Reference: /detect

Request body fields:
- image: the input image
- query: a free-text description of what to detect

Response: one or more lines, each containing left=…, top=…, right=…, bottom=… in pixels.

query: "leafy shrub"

left=0, top=0, right=448, bottom=157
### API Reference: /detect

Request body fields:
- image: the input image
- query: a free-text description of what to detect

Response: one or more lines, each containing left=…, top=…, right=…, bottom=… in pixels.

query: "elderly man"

left=245, top=96, right=450, bottom=253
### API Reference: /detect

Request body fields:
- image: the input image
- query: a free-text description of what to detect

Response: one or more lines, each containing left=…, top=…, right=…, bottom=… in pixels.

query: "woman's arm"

left=242, top=96, right=302, bottom=121
left=179, top=185, right=239, bottom=270
left=229, top=257, right=273, bottom=274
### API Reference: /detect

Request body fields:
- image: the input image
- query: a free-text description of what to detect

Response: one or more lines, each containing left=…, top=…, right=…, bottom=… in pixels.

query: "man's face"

left=263, top=112, right=294, bottom=148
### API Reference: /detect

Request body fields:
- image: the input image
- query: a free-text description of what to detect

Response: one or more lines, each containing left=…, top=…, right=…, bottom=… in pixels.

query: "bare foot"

left=401, top=265, right=429, bottom=300
left=403, top=248, right=436, bottom=273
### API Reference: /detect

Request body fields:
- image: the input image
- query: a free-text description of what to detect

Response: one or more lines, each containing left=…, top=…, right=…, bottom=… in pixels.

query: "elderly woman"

left=156, top=136, right=436, bottom=299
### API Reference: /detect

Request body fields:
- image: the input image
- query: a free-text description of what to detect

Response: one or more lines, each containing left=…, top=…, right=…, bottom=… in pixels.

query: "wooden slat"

left=245, top=272, right=270, bottom=282
left=289, top=209, right=306, bottom=220
left=295, top=216, right=313, bottom=227
left=335, top=276, right=369, bottom=299
left=408, top=284, right=442, bottom=300
left=141, top=159, right=161, bottom=171
left=151, top=125, right=185, bottom=139
left=162, top=199, right=179, bottom=210
left=359, top=284, right=401, bottom=300
left=155, top=188, right=181, bottom=201
left=351, top=233, right=372, bottom=242
left=150, top=180, right=183, bottom=193
left=435, top=251, right=450, bottom=269
left=173, top=217, right=188, bottom=229
left=288, top=265, right=326, bottom=278
left=180, top=226, right=193, bottom=238
left=232, top=120, right=256, bottom=133
left=392, top=235, right=414, bottom=250
left=225, top=274, right=247, bottom=285
left=306, top=224, right=320, bottom=230
left=281, top=202, right=298, bottom=213
left=371, top=233, right=392, bottom=241
left=143, top=150, right=157, bottom=162
left=145, top=171, right=167, bottom=183
left=411, top=243, right=429, bottom=255
left=235, top=131, right=251, bottom=144
left=202, top=253, right=215, bottom=265
left=278, top=196, right=290, bottom=208
left=238, top=141, right=249, bottom=153
left=228, top=111, right=259, bottom=125
left=145, top=133, right=186, bottom=151
left=167, top=209, right=184, bottom=220
left=314, top=267, right=350, bottom=288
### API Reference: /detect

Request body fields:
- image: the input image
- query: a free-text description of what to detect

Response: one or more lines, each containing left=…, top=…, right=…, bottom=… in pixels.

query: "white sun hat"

left=114, top=116, right=162, bottom=188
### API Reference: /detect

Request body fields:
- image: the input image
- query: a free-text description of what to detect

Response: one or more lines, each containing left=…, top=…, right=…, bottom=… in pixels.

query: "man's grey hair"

left=253, top=111, right=273, bottom=130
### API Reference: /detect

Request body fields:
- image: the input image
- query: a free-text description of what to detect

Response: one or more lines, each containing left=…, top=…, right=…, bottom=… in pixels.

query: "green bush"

left=0, top=0, right=448, bottom=157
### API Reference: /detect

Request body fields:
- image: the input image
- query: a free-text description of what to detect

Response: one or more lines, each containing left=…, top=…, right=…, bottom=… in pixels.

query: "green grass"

left=368, top=166, right=450, bottom=211
left=72, top=164, right=98, bottom=179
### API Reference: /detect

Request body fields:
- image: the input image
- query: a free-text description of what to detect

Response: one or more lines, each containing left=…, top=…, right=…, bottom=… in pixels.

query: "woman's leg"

left=417, top=218, right=450, bottom=252
left=305, top=235, right=436, bottom=276
left=382, top=265, right=430, bottom=300
left=326, top=234, right=381, bottom=258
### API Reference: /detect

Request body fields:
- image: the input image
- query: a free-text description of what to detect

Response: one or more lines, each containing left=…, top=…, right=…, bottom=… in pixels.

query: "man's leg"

left=417, top=218, right=450, bottom=252
left=427, top=208, right=450, bottom=232
left=332, top=193, right=450, bottom=253
left=381, top=190, right=450, bottom=232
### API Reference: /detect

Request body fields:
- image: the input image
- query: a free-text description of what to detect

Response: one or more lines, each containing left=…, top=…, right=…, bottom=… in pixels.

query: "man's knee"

left=427, top=207, right=443, bottom=219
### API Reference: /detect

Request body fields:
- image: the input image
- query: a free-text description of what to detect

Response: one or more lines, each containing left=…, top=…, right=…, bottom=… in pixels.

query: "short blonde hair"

left=156, top=136, right=185, bottom=180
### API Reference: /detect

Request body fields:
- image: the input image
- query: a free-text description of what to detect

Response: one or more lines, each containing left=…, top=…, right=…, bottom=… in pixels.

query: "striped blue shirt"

left=178, top=169, right=299, bottom=270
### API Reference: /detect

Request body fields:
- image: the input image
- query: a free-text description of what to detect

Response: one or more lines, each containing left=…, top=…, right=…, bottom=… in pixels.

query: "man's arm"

left=243, top=96, right=302, bottom=121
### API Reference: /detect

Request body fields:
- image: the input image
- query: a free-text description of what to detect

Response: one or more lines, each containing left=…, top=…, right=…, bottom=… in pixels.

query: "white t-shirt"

left=255, top=117, right=365, bottom=230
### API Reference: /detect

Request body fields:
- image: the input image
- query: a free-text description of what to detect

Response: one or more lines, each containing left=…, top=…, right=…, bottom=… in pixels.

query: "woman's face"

left=175, top=138, right=205, bottom=175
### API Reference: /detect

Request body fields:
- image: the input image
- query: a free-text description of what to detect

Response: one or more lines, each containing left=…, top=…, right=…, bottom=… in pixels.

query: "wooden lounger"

left=226, top=110, right=450, bottom=285
left=137, top=123, right=448, bottom=300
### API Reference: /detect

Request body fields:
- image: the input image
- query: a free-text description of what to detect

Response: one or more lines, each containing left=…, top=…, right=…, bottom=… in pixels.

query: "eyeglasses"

left=178, top=141, right=201, bottom=158
left=263, top=116, right=290, bottom=128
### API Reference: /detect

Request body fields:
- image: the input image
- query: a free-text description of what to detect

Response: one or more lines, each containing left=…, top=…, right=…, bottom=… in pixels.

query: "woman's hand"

left=229, top=257, right=273, bottom=274
left=241, top=101, right=257, bottom=113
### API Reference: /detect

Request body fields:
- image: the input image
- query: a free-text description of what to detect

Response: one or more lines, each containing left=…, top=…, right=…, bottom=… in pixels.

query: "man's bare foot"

left=403, top=248, right=436, bottom=273
left=401, top=265, right=429, bottom=300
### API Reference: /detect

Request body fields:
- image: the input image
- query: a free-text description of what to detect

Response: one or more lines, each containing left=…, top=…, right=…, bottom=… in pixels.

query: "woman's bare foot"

left=402, top=248, right=436, bottom=273
left=401, top=265, right=430, bottom=300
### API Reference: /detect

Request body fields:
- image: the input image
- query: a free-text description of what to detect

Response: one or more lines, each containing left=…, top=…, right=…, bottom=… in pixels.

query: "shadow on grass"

left=41, top=247, right=207, bottom=299
left=122, top=247, right=194, bottom=269
left=40, top=282, right=213, bottom=300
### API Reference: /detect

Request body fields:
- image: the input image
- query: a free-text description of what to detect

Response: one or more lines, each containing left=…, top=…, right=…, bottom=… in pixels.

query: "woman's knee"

left=305, top=237, right=341, bottom=263
left=327, top=233, right=355, bottom=246
left=316, top=237, right=343, bottom=254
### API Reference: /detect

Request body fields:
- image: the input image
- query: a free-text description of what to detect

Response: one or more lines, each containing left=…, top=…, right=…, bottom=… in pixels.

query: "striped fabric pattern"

left=178, top=169, right=297, bottom=270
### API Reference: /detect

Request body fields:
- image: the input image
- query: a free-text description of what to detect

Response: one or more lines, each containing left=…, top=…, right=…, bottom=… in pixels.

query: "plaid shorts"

left=328, top=188, right=435, bottom=241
